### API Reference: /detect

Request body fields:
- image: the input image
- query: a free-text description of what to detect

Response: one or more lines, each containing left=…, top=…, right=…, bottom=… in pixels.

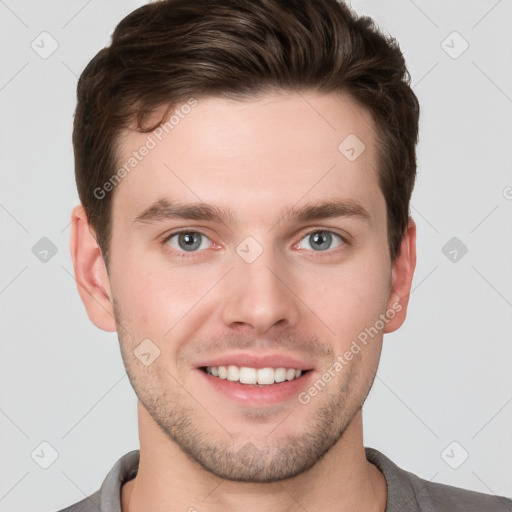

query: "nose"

left=220, top=247, right=301, bottom=335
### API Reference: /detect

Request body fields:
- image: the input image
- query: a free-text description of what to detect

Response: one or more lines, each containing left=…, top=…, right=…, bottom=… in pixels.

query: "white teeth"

left=239, top=367, right=257, bottom=384
left=257, top=367, right=275, bottom=385
left=274, top=367, right=287, bottom=383
left=204, top=365, right=303, bottom=385
left=286, top=368, right=296, bottom=381
left=227, top=365, right=239, bottom=381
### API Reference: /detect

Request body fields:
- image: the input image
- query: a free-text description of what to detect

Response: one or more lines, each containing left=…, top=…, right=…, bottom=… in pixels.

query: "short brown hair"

left=73, top=0, right=419, bottom=269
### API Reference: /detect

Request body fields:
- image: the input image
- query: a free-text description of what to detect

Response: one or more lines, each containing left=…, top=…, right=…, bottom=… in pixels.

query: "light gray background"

left=0, top=1, right=511, bottom=511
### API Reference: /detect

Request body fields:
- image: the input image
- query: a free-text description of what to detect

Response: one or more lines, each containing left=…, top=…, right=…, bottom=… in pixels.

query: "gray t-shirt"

left=53, top=447, right=512, bottom=512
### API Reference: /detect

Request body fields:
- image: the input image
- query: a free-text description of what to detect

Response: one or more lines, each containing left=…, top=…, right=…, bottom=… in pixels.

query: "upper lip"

left=195, top=352, right=313, bottom=371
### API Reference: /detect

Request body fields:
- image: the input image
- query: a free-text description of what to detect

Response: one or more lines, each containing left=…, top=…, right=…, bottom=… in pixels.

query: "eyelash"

left=161, top=228, right=349, bottom=259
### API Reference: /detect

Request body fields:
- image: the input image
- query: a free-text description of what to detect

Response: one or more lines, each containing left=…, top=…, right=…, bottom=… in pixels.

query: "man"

left=59, top=0, right=511, bottom=511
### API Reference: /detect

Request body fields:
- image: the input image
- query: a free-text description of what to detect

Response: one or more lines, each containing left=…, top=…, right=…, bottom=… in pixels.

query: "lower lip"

left=197, top=369, right=314, bottom=406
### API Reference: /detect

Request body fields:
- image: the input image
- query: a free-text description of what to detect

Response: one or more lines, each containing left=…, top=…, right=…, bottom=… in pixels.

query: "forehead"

left=112, top=91, right=383, bottom=229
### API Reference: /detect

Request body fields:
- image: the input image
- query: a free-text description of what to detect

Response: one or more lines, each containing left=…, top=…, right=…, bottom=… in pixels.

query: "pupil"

left=311, top=231, right=331, bottom=251
left=179, top=232, right=201, bottom=251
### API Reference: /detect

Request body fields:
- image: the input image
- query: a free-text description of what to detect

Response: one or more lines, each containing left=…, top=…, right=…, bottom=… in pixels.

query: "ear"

left=384, top=218, right=416, bottom=333
left=69, top=205, right=117, bottom=332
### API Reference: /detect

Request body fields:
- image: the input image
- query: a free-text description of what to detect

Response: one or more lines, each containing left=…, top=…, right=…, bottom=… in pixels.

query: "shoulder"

left=365, top=447, right=512, bottom=512
left=50, top=450, right=139, bottom=512
left=411, top=473, right=512, bottom=512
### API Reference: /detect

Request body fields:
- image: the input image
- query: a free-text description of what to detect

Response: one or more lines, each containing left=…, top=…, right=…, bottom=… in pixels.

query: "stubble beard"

left=113, top=299, right=374, bottom=483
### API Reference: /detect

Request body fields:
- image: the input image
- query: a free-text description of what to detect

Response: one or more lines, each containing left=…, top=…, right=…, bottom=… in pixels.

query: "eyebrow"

left=133, top=197, right=371, bottom=227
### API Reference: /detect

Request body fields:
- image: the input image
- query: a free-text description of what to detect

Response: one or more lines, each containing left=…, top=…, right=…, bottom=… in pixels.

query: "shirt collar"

left=96, top=447, right=432, bottom=512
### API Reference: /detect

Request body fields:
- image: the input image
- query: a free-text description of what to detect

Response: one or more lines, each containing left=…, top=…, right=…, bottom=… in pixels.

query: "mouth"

left=194, top=352, right=316, bottom=406
left=196, top=355, right=315, bottom=406
left=200, top=365, right=310, bottom=386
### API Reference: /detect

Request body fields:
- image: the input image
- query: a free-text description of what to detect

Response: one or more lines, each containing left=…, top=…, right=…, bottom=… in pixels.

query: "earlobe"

left=69, top=205, right=117, bottom=332
left=384, top=218, right=417, bottom=334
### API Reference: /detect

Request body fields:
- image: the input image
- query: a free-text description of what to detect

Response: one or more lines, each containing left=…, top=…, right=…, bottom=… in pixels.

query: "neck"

left=122, top=402, right=387, bottom=512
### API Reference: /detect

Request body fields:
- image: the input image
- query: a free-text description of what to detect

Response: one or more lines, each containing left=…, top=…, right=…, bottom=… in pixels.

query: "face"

left=91, top=91, right=410, bottom=482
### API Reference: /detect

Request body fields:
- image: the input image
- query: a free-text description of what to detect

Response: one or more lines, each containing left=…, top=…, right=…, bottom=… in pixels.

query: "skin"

left=70, top=90, right=416, bottom=512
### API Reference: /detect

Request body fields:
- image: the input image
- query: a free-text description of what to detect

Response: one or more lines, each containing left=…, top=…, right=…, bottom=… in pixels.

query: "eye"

left=296, top=230, right=345, bottom=252
left=162, top=229, right=346, bottom=258
left=164, top=231, right=212, bottom=253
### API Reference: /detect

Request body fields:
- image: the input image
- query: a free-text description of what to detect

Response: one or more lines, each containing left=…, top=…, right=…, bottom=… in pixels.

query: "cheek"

left=110, top=255, right=166, bottom=334
left=111, top=255, right=222, bottom=336
left=301, top=256, right=391, bottom=340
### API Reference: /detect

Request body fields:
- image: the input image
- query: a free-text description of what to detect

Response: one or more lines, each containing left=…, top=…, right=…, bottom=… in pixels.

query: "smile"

left=202, top=365, right=306, bottom=386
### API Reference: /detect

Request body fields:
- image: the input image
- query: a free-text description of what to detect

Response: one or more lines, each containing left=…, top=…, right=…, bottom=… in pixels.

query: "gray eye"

left=298, top=231, right=343, bottom=252
left=167, top=232, right=211, bottom=252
